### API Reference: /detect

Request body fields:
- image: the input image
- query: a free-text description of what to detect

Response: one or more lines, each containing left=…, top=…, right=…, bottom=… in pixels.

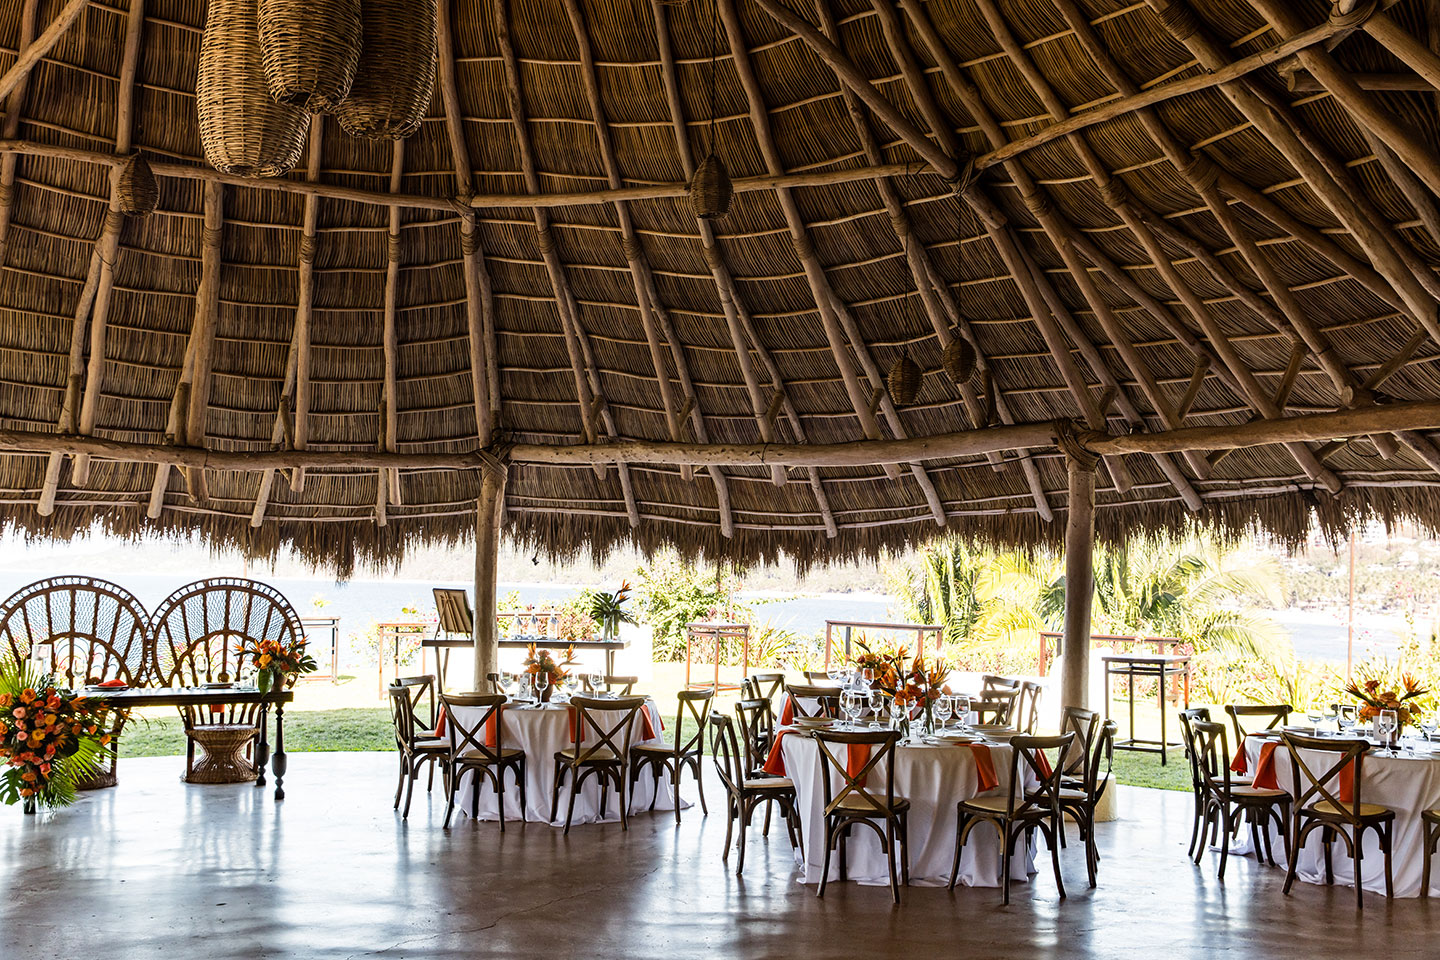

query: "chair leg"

left=401, top=761, right=417, bottom=820
left=817, top=820, right=832, bottom=897
left=900, top=814, right=911, bottom=886
left=1354, top=829, right=1365, bottom=909
left=394, top=751, right=406, bottom=809
left=442, top=768, right=458, bottom=830
left=1000, top=824, right=1014, bottom=906
left=763, top=801, right=773, bottom=837
left=737, top=797, right=750, bottom=877
left=550, top=762, right=564, bottom=824
left=694, top=758, right=708, bottom=815
left=492, top=769, right=505, bottom=833
left=1217, top=806, right=1231, bottom=883
left=721, top=796, right=736, bottom=862
left=674, top=760, right=683, bottom=825
left=1383, top=824, right=1395, bottom=901
left=886, top=820, right=900, bottom=905
left=563, top=769, right=582, bottom=836
left=1423, top=823, right=1436, bottom=899
left=517, top=760, right=528, bottom=824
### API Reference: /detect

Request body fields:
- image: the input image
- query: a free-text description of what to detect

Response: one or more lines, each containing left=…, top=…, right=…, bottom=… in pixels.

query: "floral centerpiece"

left=0, top=664, right=122, bottom=814
left=236, top=634, right=318, bottom=695
left=522, top=644, right=577, bottom=701
left=851, top=637, right=905, bottom=685
left=864, top=647, right=951, bottom=736
left=1344, top=667, right=1427, bottom=741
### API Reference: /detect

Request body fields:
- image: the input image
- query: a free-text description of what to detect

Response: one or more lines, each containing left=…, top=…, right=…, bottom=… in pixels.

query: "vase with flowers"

left=0, top=663, right=123, bottom=815
left=236, top=634, right=318, bottom=695
left=522, top=644, right=577, bottom=702
left=1344, top=666, right=1428, bottom=746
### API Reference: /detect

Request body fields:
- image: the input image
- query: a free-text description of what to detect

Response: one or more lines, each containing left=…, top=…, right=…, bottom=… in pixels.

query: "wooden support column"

left=1061, top=443, right=1097, bottom=712
left=473, top=459, right=508, bottom=690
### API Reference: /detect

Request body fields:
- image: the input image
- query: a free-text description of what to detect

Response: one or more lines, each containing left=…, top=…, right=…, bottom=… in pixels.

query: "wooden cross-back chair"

left=812, top=728, right=910, bottom=903
left=1178, top=707, right=1217, bottom=858
left=1015, top=681, right=1043, bottom=734
left=582, top=674, right=638, bottom=695
left=1189, top=719, right=1291, bottom=882
left=149, top=578, right=304, bottom=781
left=708, top=713, right=800, bottom=875
left=1280, top=732, right=1396, bottom=907
left=438, top=692, right=525, bottom=830
left=735, top=698, right=776, bottom=775
left=952, top=732, right=1074, bottom=905
left=971, top=695, right=1018, bottom=726
left=785, top=683, right=841, bottom=720
left=1225, top=703, right=1293, bottom=743
left=0, top=576, right=151, bottom=787
left=551, top=695, right=647, bottom=834
left=1058, top=707, right=1101, bottom=781
left=388, top=677, right=447, bottom=818
left=743, top=672, right=786, bottom=710
left=631, top=688, right=713, bottom=823
left=1056, top=719, right=1118, bottom=888
left=981, top=674, right=1021, bottom=696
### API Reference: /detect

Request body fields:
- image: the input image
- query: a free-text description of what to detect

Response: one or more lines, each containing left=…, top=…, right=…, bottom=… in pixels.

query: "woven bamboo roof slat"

left=7, top=0, right=1440, bottom=571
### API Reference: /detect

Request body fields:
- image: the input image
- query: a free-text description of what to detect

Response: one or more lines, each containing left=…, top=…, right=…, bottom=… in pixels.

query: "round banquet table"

left=447, top=698, right=687, bottom=827
left=1232, top=734, right=1440, bottom=897
left=778, top=730, right=1040, bottom=887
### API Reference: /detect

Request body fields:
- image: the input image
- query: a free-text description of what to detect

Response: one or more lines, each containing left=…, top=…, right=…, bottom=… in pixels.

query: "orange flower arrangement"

left=522, top=644, right=577, bottom=688
left=0, top=663, right=121, bottom=810
left=1344, top=670, right=1428, bottom=725
left=236, top=635, right=317, bottom=694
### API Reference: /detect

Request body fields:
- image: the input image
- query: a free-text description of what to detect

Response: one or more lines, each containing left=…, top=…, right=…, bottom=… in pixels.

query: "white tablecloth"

left=779, top=732, right=1039, bottom=887
left=447, top=699, right=686, bottom=827
left=1234, top=735, right=1440, bottom=897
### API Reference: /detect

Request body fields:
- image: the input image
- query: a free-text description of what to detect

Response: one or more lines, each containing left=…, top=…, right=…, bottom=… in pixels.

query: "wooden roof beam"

left=0, top=0, right=38, bottom=270
left=0, top=0, right=90, bottom=103
left=437, top=0, right=498, bottom=449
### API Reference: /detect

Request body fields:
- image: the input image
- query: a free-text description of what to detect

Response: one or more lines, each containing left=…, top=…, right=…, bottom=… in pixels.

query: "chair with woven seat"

left=1014, top=681, right=1043, bottom=734
left=551, top=695, right=647, bottom=834
left=735, top=697, right=776, bottom=773
left=813, top=728, right=910, bottom=903
left=388, top=677, right=449, bottom=818
left=631, top=688, right=713, bottom=823
left=952, top=732, right=1074, bottom=904
left=804, top=670, right=834, bottom=683
left=1281, top=732, right=1395, bottom=907
left=1178, top=707, right=1213, bottom=857
left=784, top=683, right=840, bottom=720
left=1422, top=808, right=1440, bottom=898
left=1053, top=719, right=1117, bottom=887
left=1058, top=706, right=1100, bottom=786
left=438, top=692, right=526, bottom=830
left=709, top=713, right=800, bottom=875
left=582, top=674, right=638, bottom=696
left=1225, top=703, right=1293, bottom=743
left=1189, top=719, right=1290, bottom=881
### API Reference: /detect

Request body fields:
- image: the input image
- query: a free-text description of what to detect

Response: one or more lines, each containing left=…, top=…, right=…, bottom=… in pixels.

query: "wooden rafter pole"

left=46, top=0, right=143, bottom=504
left=436, top=0, right=498, bottom=448
left=15, top=400, right=1440, bottom=471
left=650, top=1, right=791, bottom=494
left=0, top=0, right=38, bottom=271
left=377, top=141, right=405, bottom=527
left=0, top=139, right=933, bottom=214
left=0, top=0, right=91, bottom=103
left=716, top=0, right=897, bottom=486
left=253, top=117, right=323, bottom=526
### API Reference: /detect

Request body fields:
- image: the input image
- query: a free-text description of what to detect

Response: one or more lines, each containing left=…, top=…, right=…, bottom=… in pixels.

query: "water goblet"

left=1378, top=709, right=1399, bottom=756
left=1422, top=713, right=1439, bottom=743
left=588, top=669, right=603, bottom=695
left=841, top=690, right=862, bottom=729
left=888, top=696, right=907, bottom=732
left=532, top=672, right=549, bottom=705
left=934, top=694, right=953, bottom=732
left=867, top=689, right=884, bottom=729
left=826, top=661, right=843, bottom=685
left=955, top=695, right=972, bottom=731
left=1305, top=706, right=1324, bottom=734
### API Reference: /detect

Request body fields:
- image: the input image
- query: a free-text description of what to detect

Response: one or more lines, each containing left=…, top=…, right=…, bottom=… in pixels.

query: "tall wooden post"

left=1061, top=444, right=1098, bottom=711
left=473, top=458, right=508, bottom=690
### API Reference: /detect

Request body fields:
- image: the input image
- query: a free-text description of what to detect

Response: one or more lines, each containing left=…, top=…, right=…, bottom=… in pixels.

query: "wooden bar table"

left=1100, top=654, right=1191, bottom=766
left=87, top=686, right=295, bottom=799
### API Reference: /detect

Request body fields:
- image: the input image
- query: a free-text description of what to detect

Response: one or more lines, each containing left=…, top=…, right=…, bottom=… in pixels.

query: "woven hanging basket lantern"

left=117, top=153, right=158, bottom=217
left=257, top=0, right=363, bottom=113
left=335, top=0, right=437, bottom=140
left=690, top=153, right=733, bottom=219
left=888, top=355, right=922, bottom=406
left=942, top=337, right=976, bottom=384
left=197, top=0, right=310, bottom=178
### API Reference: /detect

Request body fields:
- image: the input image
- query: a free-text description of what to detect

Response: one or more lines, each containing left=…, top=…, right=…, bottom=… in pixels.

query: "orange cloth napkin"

left=780, top=696, right=795, bottom=726
left=968, top=743, right=999, bottom=792
left=1230, top=739, right=1252, bottom=775
left=562, top=704, right=657, bottom=747
left=847, top=742, right=872, bottom=787
left=1250, top=740, right=1280, bottom=789
left=434, top=707, right=447, bottom=740
left=96, top=679, right=128, bottom=689
left=1035, top=748, right=1054, bottom=780
left=763, top=729, right=793, bottom=776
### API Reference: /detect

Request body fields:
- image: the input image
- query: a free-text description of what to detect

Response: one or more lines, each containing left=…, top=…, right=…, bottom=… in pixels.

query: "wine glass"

left=532, top=672, right=549, bottom=705
left=934, top=694, right=953, bottom=732
left=588, top=668, right=603, bottom=695
left=1305, top=705, right=1324, bottom=734
left=867, top=689, right=884, bottom=729
left=1378, top=709, right=1399, bottom=756
left=826, top=661, right=843, bottom=685
left=888, top=696, right=907, bottom=731
left=1422, top=713, right=1439, bottom=743
left=841, top=689, right=862, bottom=729
left=955, top=694, right=972, bottom=731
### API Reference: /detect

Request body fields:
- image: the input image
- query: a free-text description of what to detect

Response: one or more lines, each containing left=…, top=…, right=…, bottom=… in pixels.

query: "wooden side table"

left=684, top=622, right=749, bottom=691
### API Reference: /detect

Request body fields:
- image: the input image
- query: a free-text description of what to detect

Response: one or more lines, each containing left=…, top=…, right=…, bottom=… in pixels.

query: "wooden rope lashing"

left=459, top=218, right=479, bottom=258
left=1326, top=0, right=1377, bottom=50
left=621, top=236, right=643, bottom=262
left=763, top=388, right=785, bottom=427
left=536, top=228, right=556, bottom=255
left=1054, top=419, right=1101, bottom=472
left=476, top=448, right=510, bottom=483
left=1179, top=152, right=1221, bottom=193
left=386, top=231, right=402, bottom=262
left=298, top=234, right=316, bottom=265
left=791, top=231, right=815, bottom=262
left=1096, top=177, right=1129, bottom=210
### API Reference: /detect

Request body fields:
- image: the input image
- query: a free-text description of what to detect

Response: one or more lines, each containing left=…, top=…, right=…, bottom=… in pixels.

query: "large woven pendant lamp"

left=336, top=0, right=438, bottom=139
left=257, top=0, right=363, bottom=112
left=689, top=0, right=731, bottom=219
left=197, top=0, right=310, bottom=177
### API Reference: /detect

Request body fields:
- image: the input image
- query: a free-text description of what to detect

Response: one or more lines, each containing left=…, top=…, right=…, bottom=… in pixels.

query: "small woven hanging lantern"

left=888, top=355, right=922, bottom=406
left=257, top=0, right=362, bottom=113
left=942, top=337, right=976, bottom=384
left=690, top=153, right=732, bottom=220
left=336, top=0, right=438, bottom=140
left=197, top=0, right=310, bottom=177
left=117, top=153, right=158, bottom=217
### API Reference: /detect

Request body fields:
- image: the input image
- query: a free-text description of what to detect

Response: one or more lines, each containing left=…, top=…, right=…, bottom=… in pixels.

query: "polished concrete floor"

left=1, top=752, right=1435, bottom=959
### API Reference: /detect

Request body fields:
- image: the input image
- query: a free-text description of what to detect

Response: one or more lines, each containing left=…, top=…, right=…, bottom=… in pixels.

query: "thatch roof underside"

left=3, top=0, right=1440, bottom=573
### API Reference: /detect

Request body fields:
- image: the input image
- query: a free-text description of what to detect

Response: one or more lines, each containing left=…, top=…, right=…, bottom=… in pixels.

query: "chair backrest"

left=785, top=683, right=841, bottom=719
left=1178, top=707, right=1212, bottom=794
left=1281, top=732, right=1371, bottom=822
left=1004, top=732, right=1076, bottom=819
left=1015, top=680, right=1043, bottom=734
left=1059, top=706, right=1100, bottom=775
left=597, top=675, right=638, bottom=695
left=1082, top=720, right=1118, bottom=803
left=804, top=670, right=833, bottom=683
left=734, top=698, right=774, bottom=774
left=812, top=728, right=900, bottom=819
left=1189, top=719, right=1236, bottom=800
left=568, top=695, right=647, bottom=764
left=672, top=688, right=715, bottom=755
left=708, top=713, right=745, bottom=794
left=982, top=674, right=1021, bottom=696
left=388, top=675, right=437, bottom=749
left=485, top=672, right=504, bottom=694
left=1225, top=703, right=1292, bottom=743
left=149, top=578, right=304, bottom=687
left=743, top=672, right=786, bottom=708
left=433, top=588, right=473, bottom=635
left=972, top=696, right=1017, bottom=725
left=439, top=692, right=505, bottom=763
left=0, top=576, right=150, bottom=685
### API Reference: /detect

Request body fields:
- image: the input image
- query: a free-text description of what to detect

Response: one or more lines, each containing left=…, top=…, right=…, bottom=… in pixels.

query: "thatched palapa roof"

left=2, top=0, right=1440, bottom=573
